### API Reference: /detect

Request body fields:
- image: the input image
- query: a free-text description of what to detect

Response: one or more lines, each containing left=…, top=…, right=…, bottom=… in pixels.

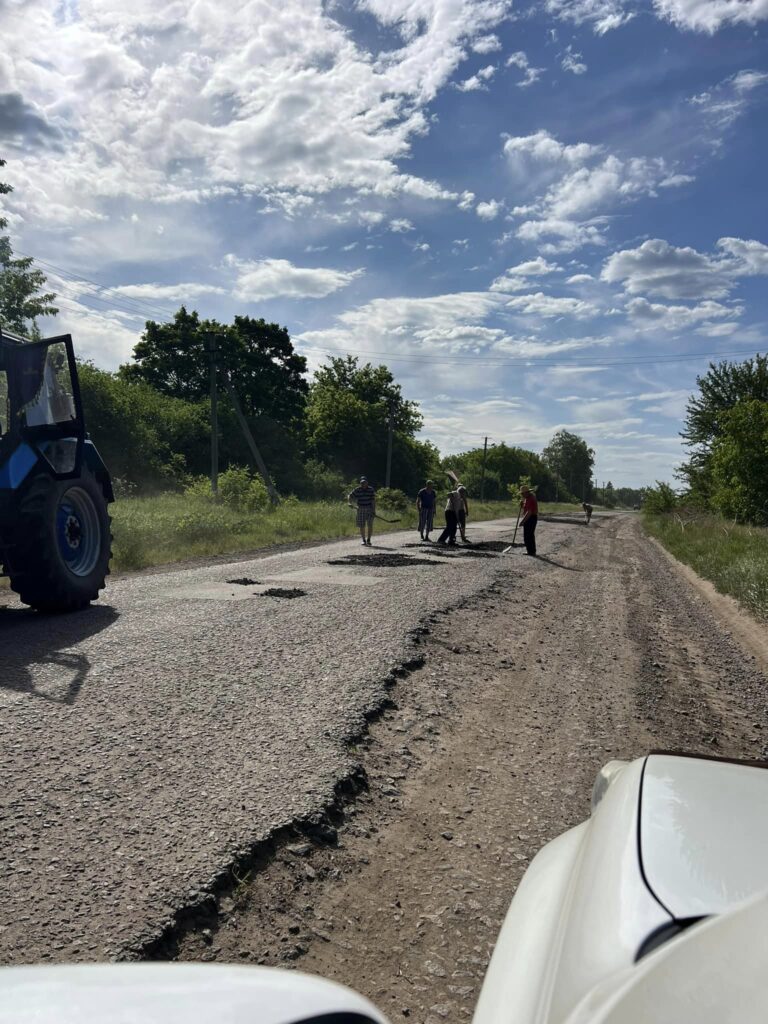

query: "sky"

left=1, top=0, right=767, bottom=487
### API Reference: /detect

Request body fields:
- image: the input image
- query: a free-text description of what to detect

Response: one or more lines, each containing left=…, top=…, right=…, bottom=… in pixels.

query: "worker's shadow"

left=0, top=604, right=119, bottom=705
left=535, top=554, right=583, bottom=572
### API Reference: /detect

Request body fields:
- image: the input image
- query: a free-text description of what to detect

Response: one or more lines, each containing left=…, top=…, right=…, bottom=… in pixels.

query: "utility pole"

left=385, top=401, right=394, bottom=489
left=207, top=333, right=219, bottom=496
left=223, top=372, right=280, bottom=505
left=479, top=436, right=489, bottom=501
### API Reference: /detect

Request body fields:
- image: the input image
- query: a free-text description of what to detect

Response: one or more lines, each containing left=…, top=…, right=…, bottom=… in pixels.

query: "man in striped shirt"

left=348, top=476, right=376, bottom=546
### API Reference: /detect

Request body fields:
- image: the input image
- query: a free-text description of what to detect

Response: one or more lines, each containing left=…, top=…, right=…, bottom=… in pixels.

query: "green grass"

left=644, top=513, right=768, bottom=621
left=111, top=493, right=519, bottom=572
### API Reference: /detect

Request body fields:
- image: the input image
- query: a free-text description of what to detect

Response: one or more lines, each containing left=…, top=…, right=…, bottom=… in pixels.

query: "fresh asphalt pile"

left=0, top=518, right=574, bottom=964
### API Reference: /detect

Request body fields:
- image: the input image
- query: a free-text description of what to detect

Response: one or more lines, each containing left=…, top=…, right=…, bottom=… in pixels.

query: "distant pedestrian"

left=520, top=485, right=538, bottom=557
left=436, top=487, right=464, bottom=546
left=348, top=476, right=376, bottom=546
left=582, top=502, right=593, bottom=524
left=456, top=486, right=470, bottom=543
left=417, top=480, right=437, bottom=540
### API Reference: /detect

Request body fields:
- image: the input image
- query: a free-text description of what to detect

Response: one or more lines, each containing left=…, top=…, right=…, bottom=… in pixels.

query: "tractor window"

left=23, top=342, right=77, bottom=427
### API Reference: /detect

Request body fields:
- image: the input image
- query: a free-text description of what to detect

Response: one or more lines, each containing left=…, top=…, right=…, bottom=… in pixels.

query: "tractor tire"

left=8, top=471, right=112, bottom=613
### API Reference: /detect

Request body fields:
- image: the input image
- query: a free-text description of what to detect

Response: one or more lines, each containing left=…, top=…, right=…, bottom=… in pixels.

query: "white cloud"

left=476, top=199, right=503, bottom=220
left=1, top=0, right=512, bottom=233
left=566, top=273, right=594, bottom=284
left=689, top=68, right=768, bottom=135
left=225, top=256, right=364, bottom=301
left=654, top=0, right=768, bottom=32
left=506, top=132, right=694, bottom=251
left=545, top=0, right=635, bottom=33
left=505, top=51, right=544, bottom=88
left=113, top=282, right=227, bottom=301
left=455, top=64, right=497, bottom=91
left=490, top=257, right=560, bottom=291
left=390, top=218, right=415, bottom=232
left=458, top=190, right=477, bottom=211
left=561, top=46, right=588, bottom=75
left=625, top=296, right=742, bottom=329
left=505, top=292, right=599, bottom=318
left=601, top=236, right=768, bottom=299
left=472, top=33, right=502, bottom=52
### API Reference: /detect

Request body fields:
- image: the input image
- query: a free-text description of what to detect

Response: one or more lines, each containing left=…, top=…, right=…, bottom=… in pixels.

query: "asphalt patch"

left=227, top=577, right=261, bottom=586
left=328, top=554, right=438, bottom=568
left=261, top=588, right=307, bottom=599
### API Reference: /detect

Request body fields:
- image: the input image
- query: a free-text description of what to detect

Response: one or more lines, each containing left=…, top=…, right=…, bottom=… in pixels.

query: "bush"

left=376, top=487, right=409, bottom=513
left=184, top=466, right=270, bottom=512
left=642, top=482, right=679, bottom=515
left=303, top=459, right=346, bottom=501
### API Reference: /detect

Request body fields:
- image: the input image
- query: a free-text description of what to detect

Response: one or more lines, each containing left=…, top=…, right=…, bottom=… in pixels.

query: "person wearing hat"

left=416, top=479, right=437, bottom=541
left=348, top=476, right=376, bottom=546
left=519, top=484, right=538, bottom=556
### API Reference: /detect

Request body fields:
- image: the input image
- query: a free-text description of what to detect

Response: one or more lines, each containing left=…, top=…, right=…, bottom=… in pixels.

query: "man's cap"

left=359, top=475, right=367, bottom=482
left=457, top=485, right=467, bottom=493
left=426, top=479, right=433, bottom=485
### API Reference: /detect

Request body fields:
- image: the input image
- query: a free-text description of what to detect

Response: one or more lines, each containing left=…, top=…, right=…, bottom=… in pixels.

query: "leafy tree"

left=642, top=482, right=679, bottom=515
left=542, top=429, right=595, bottom=500
left=709, top=400, right=768, bottom=524
left=443, top=442, right=576, bottom=502
left=0, top=158, right=58, bottom=336
left=305, top=356, right=435, bottom=491
left=680, top=354, right=768, bottom=502
left=123, top=307, right=308, bottom=426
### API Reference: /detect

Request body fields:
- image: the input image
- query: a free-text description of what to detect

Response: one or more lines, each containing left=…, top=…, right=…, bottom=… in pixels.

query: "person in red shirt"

left=519, top=485, right=538, bottom=556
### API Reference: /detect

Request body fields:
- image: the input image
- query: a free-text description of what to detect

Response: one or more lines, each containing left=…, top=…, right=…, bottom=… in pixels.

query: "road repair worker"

left=520, top=484, right=538, bottom=557
left=416, top=480, right=437, bottom=540
left=457, top=486, right=470, bottom=544
left=348, top=476, right=376, bottom=546
left=582, top=501, right=593, bottom=524
left=436, top=485, right=465, bottom=546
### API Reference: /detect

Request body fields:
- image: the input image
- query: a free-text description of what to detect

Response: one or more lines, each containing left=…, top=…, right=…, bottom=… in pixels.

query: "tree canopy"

left=122, top=307, right=308, bottom=427
left=542, top=429, right=595, bottom=500
left=0, top=158, right=58, bottom=337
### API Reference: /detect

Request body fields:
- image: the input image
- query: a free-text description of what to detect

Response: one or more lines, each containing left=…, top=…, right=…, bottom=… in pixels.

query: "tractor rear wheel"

left=8, top=471, right=112, bottom=612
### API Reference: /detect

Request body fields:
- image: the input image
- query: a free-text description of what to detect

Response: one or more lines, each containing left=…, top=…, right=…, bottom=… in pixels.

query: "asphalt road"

left=1, top=516, right=568, bottom=964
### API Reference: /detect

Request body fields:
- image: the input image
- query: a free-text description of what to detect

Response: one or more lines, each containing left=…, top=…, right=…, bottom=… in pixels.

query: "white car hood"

left=640, top=755, right=768, bottom=919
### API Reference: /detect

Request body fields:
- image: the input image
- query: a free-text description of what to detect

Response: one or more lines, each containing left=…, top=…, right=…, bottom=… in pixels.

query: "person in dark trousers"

left=520, top=485, right=538, bottom=556
left=457, top=486, right=470, bottom=543
left=436, top=487, right=464, bottom=546
left=582, top=501, right=593, bottom=524
left=416, top=480, right=437, bottom=540
left=348, top=476, right=376, bottom=546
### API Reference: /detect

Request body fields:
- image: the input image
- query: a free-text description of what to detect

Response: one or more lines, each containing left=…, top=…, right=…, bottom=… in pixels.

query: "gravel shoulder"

left=175, top=513, right=768, bottom=1024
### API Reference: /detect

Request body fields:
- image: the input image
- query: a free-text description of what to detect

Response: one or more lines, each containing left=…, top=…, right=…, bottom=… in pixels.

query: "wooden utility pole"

left=385, top=402, right=394, bottom=489
left=207, top=333, right=219, bottom=496
left=480, top=436, right=488, bottom=501
left=223, top=373, right=280, bottom=505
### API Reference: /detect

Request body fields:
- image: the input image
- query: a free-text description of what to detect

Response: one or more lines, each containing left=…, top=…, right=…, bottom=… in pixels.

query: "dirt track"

left=176, top=513, right=768, bottom=1023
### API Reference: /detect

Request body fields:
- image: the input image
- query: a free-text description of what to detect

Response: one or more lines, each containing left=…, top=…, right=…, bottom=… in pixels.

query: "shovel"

left=502, top=505, right=524, bottom=554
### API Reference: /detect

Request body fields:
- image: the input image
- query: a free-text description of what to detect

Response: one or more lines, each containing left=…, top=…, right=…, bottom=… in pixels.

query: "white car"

left=2, top=754, right=767, bottom=1024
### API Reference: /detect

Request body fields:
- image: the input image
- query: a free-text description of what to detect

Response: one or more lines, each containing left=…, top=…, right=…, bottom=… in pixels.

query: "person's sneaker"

left=436, top=539, right=446, bottom=545
left=361, top=539, right=367, bottom=546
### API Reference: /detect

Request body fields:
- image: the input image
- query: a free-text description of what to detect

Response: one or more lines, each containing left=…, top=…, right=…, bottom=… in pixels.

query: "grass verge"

left=644, top=513, right=768, bottom=621
left=111, top=494, right=526, bottom=573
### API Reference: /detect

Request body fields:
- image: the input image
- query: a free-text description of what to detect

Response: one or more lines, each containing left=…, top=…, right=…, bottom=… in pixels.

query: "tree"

left=680, top=354, right=768, bottom=501
left=0, top=159, right=58, bottom=336
left=542, top=430, right=595, bottom=499
left=122, top=308, right=308, bottom=426
left=443, top=442, right=574, bottom=502
left=305, top=356, right=434, bottom=491
left=709, top=399, right=768, bottom=524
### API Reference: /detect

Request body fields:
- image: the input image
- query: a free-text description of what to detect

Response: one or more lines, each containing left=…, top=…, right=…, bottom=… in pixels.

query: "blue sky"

left=1, top=0, right=766, bottom=486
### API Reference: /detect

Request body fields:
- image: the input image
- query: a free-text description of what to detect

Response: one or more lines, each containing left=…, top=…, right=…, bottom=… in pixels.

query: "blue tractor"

left=0, top=327, right=113, bottom=611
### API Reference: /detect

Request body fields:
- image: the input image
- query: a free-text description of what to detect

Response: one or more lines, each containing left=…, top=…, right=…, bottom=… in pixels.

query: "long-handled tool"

left=348, top=503, right=401, bottom=524
left=502, top=504, right=523, bottom=554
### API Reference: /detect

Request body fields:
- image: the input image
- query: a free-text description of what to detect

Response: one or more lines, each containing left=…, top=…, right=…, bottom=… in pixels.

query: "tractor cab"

left=0, top=328, right=113, bottom=611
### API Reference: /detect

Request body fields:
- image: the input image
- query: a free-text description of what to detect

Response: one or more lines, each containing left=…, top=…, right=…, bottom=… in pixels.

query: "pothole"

left=328, top=554, right=439, bottom=568
left=403, top=543, right=497, bottom=559
left=227, top=577, right=261, bottom=586
left=261, top=588, right=307, bottom=599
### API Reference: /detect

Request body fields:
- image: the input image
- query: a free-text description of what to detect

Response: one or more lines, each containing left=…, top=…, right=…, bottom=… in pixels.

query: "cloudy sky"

left=1, top=0, right=767, bottom=485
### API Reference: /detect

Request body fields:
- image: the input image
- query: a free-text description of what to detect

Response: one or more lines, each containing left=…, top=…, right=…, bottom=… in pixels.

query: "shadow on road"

left=0, top=604, right=119, bottom=704
left=535, top=554, right=583, bottom=572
